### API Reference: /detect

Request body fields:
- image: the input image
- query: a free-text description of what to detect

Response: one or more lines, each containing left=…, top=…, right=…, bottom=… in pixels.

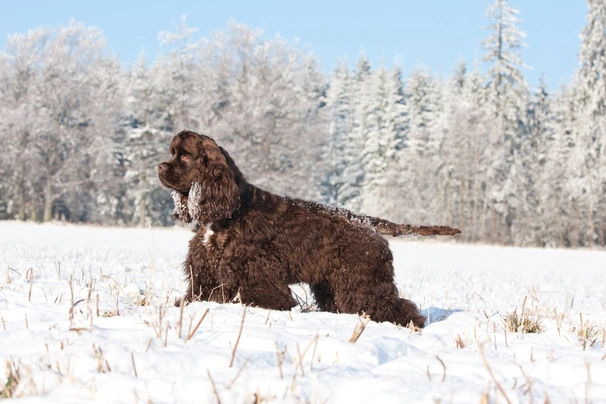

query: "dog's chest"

left=203, top=224, right=215, bottom=246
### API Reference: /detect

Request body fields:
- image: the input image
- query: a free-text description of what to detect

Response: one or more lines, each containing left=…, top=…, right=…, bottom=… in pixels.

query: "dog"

left=158, top=130, right=460, bottom=327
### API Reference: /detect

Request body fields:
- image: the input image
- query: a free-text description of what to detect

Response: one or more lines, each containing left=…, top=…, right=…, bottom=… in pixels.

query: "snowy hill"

left=0, top=221, right=605, bottom=403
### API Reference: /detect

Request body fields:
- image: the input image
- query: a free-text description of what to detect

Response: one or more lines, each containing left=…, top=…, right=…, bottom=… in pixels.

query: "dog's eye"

left=181, top=155, right=190, bottom=163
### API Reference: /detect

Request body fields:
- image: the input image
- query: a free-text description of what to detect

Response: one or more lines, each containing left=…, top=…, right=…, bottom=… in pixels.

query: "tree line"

left=0, top=0, right=605, bottom=248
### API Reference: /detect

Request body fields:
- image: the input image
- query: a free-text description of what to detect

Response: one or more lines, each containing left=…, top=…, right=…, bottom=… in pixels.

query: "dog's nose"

left=158, top=162, right=168, bottom=172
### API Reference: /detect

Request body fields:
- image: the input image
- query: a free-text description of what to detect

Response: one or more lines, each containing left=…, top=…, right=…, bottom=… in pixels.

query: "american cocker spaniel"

left=158, top=130, right=460, bottom=327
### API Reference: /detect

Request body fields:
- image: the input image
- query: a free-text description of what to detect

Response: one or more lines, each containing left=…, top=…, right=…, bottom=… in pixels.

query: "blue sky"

left=0, top=1, right=588, bottom=89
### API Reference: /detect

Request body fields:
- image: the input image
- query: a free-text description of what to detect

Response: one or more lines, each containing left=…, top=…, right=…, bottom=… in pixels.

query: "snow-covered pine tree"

left=357, top=60, right=383, bottom=214
left=367, top=64, right=408, bottom=218
left=539, top=85, right=578, bottom=246
left=322, top=61, right=353, bottom=205
left=120, top=53, right=175, bottom=226
left=334, top=54, right=371, bottom=211
left=394, top=66, right=443, bottom=224
left=481, top=0, right=530, bottom=243
left=156, top=15, right=201, bottom=133
left=512, top=77, right=551, bottom=245
left=574, top=0, right=606, bottom=246
left=436, top=61, right=491, bottom=242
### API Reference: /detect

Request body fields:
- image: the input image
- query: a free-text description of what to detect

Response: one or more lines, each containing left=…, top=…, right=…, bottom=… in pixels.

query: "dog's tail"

left=323, top=204, right=460, bottom=237
left=366, top=216, right=461, bottom=237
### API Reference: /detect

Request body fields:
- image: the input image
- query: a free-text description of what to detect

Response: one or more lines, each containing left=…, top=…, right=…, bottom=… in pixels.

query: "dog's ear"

left=188, top=137, right=241, bottom=224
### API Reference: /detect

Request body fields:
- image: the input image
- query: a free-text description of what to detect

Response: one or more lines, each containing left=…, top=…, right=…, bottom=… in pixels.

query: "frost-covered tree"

left=392, top=67, right=443, bottom=223
left=481, top=0, right=530, bottom=241
left=0, top=27, right=49, bottom=220
left=324, top=59, right=407, bottom=217
left=364, top=64, right=407, bottom=217
left=119, top=53, right=175, bottom=226
left=33, top=22, right=123, bottom=222
left=323, top=61, right=354, bottom=205
left=482, top=0, right=529, bottom=122
left=539, top=85, right=577, bottom=246
left=510, top=77, right=551, bottom=245
left=2, top=14, right=605, bottom=247
left=327, top=54, right=371, bottom=211
left=155, top=15, right=202, bottom=132
left=0, top=22, right=123, bottom=223
left=574, top=0, right=606, bottom=246
left=430, top=62, right=492, bottom=242
left=198, top=21, right=326, bottom=199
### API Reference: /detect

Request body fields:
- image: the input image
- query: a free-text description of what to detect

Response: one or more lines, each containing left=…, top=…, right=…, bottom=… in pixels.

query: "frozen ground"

left=0, top=221, right=605, bottom=403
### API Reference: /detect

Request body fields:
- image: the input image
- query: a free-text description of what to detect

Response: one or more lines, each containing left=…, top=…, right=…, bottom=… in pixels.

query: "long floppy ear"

left=188, top=137, right=241, bottom=224
left=171, top=190, right=193, bottom=223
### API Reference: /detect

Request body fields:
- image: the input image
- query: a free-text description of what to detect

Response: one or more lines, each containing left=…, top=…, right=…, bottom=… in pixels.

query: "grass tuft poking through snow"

left=503, top=296, right=544, bottom=334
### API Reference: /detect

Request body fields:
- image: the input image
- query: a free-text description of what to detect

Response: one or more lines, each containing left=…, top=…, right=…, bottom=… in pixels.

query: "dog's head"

left=158, top=130, right=240, bottom=224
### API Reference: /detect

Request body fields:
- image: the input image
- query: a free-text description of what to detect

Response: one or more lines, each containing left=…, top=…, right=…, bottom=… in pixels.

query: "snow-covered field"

left=1, top=221, right=605, bottom=403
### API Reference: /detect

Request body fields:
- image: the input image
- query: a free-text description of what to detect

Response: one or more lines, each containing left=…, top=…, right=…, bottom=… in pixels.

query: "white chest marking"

left=203, top=224, right=215, bottom=246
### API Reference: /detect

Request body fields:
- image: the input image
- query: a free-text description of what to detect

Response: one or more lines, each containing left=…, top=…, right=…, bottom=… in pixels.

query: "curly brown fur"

left=158, top=130, right=461, bottom=328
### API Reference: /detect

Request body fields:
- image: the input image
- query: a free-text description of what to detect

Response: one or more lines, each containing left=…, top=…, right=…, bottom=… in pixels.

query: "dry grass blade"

left=293, top=334, right=319, bottom=376
left=455, top=334, right=466, bottom=349
left=310, top=334, right=319, bottom=371
left=478, top=343, right=511, bottom=404
left=131, top=352, right=138, bottom=378
left=186, top=308, right=210, bottom=341
left=295, top=343, right=305, bottom=377
left=92, top=344, right=112, bottom=373
left=229, top=308, right=246, bottom=368
left=177, top=298, right=185, bottom=338
left=228, top=357, right=250, bottom=389
left=207, top=369, right=222, bottom=404
left=27, top=268, right=33, bottom=302
left=435, top=355, right=447, bottom=382
left=2, top=359, right=21, bottom=398
left=68, top=274, right=74, bottom=327
left=349, top=315, right=371, bottom=343
left=275, top=342, right=285, bottom=379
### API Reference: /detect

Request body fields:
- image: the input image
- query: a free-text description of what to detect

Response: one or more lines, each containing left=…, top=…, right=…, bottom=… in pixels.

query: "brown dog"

left=158, top=130, right=460, bottom=327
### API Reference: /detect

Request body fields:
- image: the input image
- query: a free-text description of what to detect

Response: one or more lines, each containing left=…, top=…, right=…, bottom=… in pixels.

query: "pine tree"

left=482, top=0, right=529, bottom=123
left=156, top=14, right=201, bottom=132
left=334, top=54, right=371, bottom=211
left=323, top=62, right=353, bottom=205
left=122, top=53, right=174, bottom=226
left=481, top=0, right=530, bottom=243
left=574, top=0, right=606, bottom=245
left=435, top=62, right=491, bottom=242
left=394, top=67, right=443, bottom=223
left=511, top=77, right=551, bottom=245
left=540, top=85, right=577, bottom=246
left=367, top=65, right=408, bottom=218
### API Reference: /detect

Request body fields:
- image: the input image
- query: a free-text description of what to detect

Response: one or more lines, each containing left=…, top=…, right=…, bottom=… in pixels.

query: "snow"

left=1, top=221, right=605, bottom=403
